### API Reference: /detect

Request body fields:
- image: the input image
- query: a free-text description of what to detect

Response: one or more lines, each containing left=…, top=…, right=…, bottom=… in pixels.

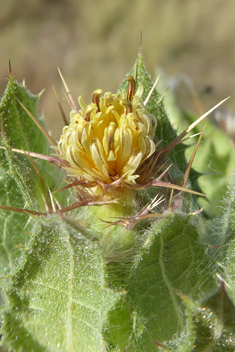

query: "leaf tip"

left=8, top=60, right=13, bottom=78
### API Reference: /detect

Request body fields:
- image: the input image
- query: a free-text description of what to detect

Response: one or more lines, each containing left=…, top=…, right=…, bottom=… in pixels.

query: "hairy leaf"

left=1, top=216, right=121, bottom=352
left=0, top=75, right=57, bottom=209
left=209, top=173, right=235, bottom=301
left=105, top=214, right=218, bottom=351
left=0, top=75, right=65, bottom=279
left=158, top=292, right=235, bottom=351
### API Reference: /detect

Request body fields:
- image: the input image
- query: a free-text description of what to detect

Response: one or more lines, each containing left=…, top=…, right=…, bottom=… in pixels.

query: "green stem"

left=94, top=187, right=136, bottom=223
left=86, top=188, right=138, bottom=265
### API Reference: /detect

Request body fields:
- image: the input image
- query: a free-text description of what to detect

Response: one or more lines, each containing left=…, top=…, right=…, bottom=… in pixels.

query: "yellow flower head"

left=57, top=77, right=157, bottom=188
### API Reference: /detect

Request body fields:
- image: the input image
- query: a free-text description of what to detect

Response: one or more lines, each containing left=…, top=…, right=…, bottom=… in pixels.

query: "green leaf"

left=203, top=283, right=235, bottom=333
left=105, top=214, right=217, bottom=351
left=158, top=296, right=235, bottom=352
left=0, top=75, right=49, bottom=153
left=213, top=173, right=235, bottom=299
left=0, top=75, right=52, bottom=209
left=220, top=173, right=235, bottom=243
left=0, top=175, right=30, bottom=278
left=1, top=215, right=121, bottom=352
left=223, top=238, right=235, bottom=302
left=0, top=76, right=65, bottom=278
left=119, top=53, right=201, bottom=192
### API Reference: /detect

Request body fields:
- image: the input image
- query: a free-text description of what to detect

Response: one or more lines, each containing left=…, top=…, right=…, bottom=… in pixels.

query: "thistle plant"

left=0, top=51, right=235, bottom=352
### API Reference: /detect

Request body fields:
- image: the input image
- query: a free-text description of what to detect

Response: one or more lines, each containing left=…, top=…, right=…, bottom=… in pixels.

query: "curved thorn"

left=0, top=146, right=63, bottom=165
left=0, top=205, right=45, bottom=216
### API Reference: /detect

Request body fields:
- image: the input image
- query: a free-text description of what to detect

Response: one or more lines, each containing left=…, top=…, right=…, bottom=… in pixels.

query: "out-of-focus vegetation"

left=1, top=0, right=235, bottom=139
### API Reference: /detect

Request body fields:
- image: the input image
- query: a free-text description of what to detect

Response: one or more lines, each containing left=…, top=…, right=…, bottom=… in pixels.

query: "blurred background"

left=1, top=0, right=235, bottom=140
